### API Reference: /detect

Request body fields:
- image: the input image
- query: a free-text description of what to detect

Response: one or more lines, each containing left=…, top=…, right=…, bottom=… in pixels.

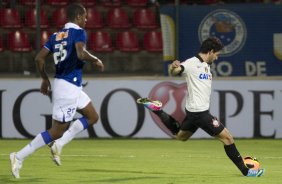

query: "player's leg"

left=137, top=97, right=180, bottom=135
left=216, top=128, right=264, bottom=177
left=176, top=110, right=198, bottom=141
left=215, top=128, right=249, bottom=175
left=176, top=130, right=194, bottom=141
left=51, top=91, right=98, bottom=165
left=196, top=112, right=249, bottom=175
left=77, top=101, right=99, bottom=126
left=153, top=110, right=181, bottom=135
left=10, top=120, right=68, bottom=178
left=197, top=111, right=264, bottom=177
left=49, top=120, right=72, bottom=166
left=54, top=101, right=98, bottom=148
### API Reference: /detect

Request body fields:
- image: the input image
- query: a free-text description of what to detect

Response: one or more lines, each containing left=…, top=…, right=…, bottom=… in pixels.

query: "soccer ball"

left=243, top=156, right=260, bottom=170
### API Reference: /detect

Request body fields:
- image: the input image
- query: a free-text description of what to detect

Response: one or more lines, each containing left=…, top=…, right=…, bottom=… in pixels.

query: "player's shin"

left=16, top=131, right=53, bottom=161
left=153, top=110, right=180, bottom=135
left=224, top=143, right=249, bottom=176
left=56, top=117, right=89, bottom=147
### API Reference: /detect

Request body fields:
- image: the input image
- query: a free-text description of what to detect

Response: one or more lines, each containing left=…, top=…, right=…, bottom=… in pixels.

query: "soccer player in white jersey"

left=9, top=3, right=104, bottom=178
left=137, top=37, right=265, bottom=177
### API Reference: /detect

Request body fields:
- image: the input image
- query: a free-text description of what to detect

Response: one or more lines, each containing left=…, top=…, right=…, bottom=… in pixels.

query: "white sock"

left=16, top=133, right=46, bottom=161
left=55, top=119, right=85, bottom=147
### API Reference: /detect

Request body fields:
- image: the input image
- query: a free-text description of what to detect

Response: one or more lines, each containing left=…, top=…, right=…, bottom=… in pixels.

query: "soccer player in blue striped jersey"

left=9, top=3, right=104, bottom=178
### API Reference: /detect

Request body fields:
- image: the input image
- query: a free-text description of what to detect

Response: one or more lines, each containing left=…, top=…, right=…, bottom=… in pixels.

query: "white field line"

left=0, top=153, right=136, bottom=158
left=1, top=153, right=282, bottom=159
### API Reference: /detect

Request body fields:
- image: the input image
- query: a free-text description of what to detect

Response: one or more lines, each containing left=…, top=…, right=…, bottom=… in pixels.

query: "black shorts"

left=180, top=109, right=225, bottom=136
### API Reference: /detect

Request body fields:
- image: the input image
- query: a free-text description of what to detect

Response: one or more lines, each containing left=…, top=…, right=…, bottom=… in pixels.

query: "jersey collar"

left=196, top=54, right=204, bottom=63
left=196, top=54, right=211, bottom=66
left=64, top=22, right=82, bottom=29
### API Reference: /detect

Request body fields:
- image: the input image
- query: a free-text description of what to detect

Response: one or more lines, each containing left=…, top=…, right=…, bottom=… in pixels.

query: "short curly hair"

left=199, top=37, right=224, bottom=53
left=66, top=3, right=86, bottom=21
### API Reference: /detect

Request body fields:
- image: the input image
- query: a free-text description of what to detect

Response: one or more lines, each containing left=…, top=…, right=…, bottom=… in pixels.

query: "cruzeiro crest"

left=198, top=9, right=247, bottom=57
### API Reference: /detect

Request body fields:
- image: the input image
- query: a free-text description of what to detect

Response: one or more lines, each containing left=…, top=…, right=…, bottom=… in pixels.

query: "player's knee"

left=226, top=135, right=234, bottom=144
left=88, top=113, right=99, bottom=125
left=52, top=133, right=63, bottom=140
left=176, top=130, right=193, bottom=141
left=49, top=129, right=64, bottom=140
left=220, top=134, right=234, bottom=145
left=217, top=128, right=234, bottom=145
left=176, top=134, right=188, bottom=141
left=93, top=114, right=99, bottom=124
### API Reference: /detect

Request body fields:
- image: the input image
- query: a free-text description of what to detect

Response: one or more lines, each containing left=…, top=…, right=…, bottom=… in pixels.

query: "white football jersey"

left=181, top=55, right=212, bottom=112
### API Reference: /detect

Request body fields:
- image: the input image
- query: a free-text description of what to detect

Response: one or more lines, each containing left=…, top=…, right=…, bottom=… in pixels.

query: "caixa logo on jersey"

left=198, top=9, right=247, bottom=57
left=199, top=73, right=211, bottom=80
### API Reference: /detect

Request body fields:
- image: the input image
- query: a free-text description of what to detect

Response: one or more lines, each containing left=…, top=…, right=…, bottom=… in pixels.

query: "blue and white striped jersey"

left=44, top=22, right=87, bottom=87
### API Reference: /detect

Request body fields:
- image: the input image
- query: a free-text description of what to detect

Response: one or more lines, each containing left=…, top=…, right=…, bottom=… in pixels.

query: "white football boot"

left=10, top=152, right=22, bottom=179
left=51, top=141, right=62, bottom=166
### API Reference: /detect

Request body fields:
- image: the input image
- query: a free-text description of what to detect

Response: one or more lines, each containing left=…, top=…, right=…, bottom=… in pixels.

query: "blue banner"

left=160, top=4, right=282, bottom=76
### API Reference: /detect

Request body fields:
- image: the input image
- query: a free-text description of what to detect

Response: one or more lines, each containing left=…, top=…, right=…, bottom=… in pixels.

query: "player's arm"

left=168, top=60, right=184, bottom=76
left=75, top=42, right=104, bottom=72
left=35, top=47, right=51, bottom=96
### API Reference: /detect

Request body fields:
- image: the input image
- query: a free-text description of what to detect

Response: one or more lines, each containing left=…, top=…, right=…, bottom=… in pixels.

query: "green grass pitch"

left=0, top=139, right=281, bottom=184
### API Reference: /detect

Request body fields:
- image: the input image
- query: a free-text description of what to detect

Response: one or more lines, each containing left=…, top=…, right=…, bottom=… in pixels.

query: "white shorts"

left=52, top=79, right=91, bottom=122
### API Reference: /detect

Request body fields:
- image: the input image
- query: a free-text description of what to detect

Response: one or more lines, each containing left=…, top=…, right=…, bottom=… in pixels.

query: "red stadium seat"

left=25, top=9, right=49, bottom=29
left=85, top=8, right=104, bottom=29
left=143, top=31, right=163, bottom=52
left=78, top=0, right=96, bottom=6
left=106, top=8, right=130, bottom=29
left=0, top=0, right=9, bottom=6
left=88, top=31, right=113, bottom=52
left=126, top=0, right=148, bottom=7
left=40, top=31, right=51, bottom=48
left=0, top=35, right=4, bottom=52
left=116, top=31, right=140, bottom=52
left=100, top=0, right=122, bottom=7
left=52, top=7, right=67, bottom=29
left=32, top=31, right=51, bottom=49
left=7, top=31, right=32, bottom=52
left=0, top=9, right=22, bottom=29
left=47, top=0, right=69, bottom=6
left=20, top=0, right=43, bottom=6
left=133, top=8, right=158, bottom=29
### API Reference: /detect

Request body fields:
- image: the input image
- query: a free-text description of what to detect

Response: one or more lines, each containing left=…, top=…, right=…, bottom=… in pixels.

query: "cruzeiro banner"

left=160, top=4, right=282, bottom=76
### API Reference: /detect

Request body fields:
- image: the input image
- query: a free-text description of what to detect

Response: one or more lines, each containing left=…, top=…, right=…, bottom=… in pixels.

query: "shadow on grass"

left=73, top=168, right=167, bottom=175
left=0, top=174, right=46, bottom=184
left=72, top=168, right=166, bottom=183
left=87, top=176, right=161, bottom=183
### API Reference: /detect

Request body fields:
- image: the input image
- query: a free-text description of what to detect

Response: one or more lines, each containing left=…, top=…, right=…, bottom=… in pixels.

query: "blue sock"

left=41, top=131, right=53, bottom=144
left=79, top=117, right=89, bottom=129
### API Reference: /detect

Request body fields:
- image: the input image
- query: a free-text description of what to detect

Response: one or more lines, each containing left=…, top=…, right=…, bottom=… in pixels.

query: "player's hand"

left=171, top=60, right=181, bottom=68
left=40, top=79, right=51, bottom=96
left=169, top=60, right=182, bottom=76
left=95, top=59, right=104, bottom=72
